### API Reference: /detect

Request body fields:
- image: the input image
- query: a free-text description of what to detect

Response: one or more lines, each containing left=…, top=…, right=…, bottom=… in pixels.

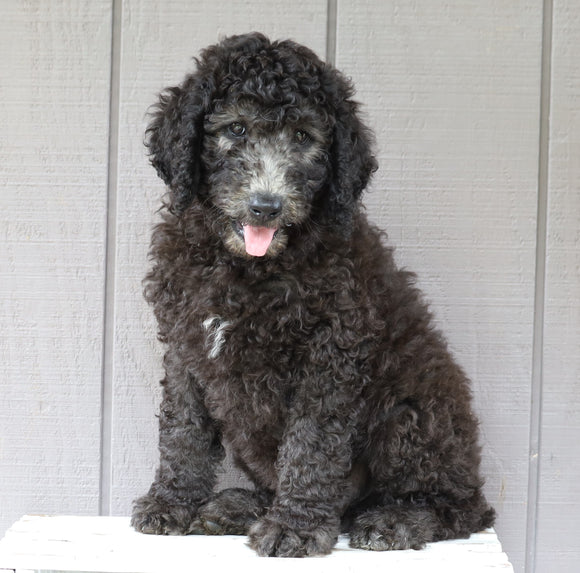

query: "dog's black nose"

left=249, top=194, right=282, bottom=221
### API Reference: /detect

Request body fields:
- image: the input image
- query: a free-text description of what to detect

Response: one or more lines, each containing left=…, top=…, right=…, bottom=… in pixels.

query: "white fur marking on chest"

left=202, top=316, right=232, bottom=359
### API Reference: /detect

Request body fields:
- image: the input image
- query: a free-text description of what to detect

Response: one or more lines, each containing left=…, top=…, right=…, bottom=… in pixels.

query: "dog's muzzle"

left=237, top=193, right=283, bottom=257
left=249, top=194, right=282, bottom=221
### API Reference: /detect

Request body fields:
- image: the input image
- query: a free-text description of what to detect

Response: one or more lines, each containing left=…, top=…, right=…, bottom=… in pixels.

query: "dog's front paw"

left=131, top=493, right=198, bottom=535
left=191, top=488, right=271, bottom=535
left=248, top=516, right=338, bottom=557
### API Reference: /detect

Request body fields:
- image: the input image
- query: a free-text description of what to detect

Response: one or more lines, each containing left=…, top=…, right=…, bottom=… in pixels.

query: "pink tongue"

left=243, top=225, right=277, bottom=257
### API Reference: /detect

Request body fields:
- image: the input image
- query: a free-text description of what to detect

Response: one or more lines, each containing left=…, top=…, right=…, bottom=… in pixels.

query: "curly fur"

left=131, top=32, right=495, bottom=557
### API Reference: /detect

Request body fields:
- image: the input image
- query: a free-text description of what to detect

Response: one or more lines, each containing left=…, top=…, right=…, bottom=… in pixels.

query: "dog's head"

left=147, top=32, right=377, bottom=258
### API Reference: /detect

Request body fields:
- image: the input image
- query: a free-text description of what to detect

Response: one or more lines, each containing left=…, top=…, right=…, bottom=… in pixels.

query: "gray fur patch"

left=202, top=316, right=232, bottom=359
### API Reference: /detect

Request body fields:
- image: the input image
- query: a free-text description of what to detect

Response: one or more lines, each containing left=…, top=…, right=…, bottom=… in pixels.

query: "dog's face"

left=202, top=100, right=331, bottom=258
left=146, top=33, right=377, bottom=259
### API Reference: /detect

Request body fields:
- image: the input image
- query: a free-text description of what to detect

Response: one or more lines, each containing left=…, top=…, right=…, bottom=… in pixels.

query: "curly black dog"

left=131, top=32, right=495, bottom=557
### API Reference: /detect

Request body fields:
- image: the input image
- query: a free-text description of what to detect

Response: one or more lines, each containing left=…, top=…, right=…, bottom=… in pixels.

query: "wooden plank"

left=0, top=1, right=112, bottom=535
left=535, top=0, right=580, bottom=571
left=335, top=3, right=543, bottom=571
left=0, top=516, right=514, bottom=573
left=109, top=0, right=329, bottom=514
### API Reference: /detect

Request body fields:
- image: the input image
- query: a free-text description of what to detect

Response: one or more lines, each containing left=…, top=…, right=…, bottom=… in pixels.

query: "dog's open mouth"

left=234, top=222, right=278, bottom=257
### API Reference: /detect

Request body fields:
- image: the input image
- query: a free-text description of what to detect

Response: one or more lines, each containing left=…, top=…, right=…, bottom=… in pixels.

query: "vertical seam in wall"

left=100, top=0, right=122, bottom=517
left=326, top=0, right=338, bottom=66
left=525, top=0, right=553, bottom=571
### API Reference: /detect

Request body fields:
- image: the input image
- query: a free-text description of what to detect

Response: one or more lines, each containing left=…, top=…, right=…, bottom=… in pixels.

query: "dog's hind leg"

left=348, top=504, right=438, bottom=550
left=131, top=353, right=225, bottom=535
left=348, top=494, right=495, bottom=551
left=190, top=488, right=273, bottom=535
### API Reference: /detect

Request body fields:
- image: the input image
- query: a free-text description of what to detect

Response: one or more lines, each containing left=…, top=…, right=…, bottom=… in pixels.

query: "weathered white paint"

left=0, top=516, right=514, bottom=573
left=0, top=2, right=579, bottom=573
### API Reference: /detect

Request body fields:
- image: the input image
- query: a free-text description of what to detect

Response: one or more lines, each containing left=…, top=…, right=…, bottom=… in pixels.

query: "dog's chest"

left=194, top=275, right=307, bottom=428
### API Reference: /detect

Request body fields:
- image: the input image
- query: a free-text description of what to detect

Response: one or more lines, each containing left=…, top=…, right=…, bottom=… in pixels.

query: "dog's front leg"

left=131, top=352, right=224, bottom=535
left=249, top=406, right=355, bottom=557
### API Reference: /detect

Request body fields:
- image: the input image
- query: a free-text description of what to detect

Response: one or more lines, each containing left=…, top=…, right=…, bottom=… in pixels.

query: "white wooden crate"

left=0, top=515, right=513, bottom=573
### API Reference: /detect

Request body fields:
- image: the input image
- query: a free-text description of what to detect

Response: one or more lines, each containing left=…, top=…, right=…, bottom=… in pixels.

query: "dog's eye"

left=294, top=130, right=310, bottom=145
left=228, top=122, right=246, bottom=137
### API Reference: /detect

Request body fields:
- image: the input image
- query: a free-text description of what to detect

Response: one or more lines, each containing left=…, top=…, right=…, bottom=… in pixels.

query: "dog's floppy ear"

left=145, top=73, right=210, bottom=214
left=323, top=68, right=378, bottom=226
left=146, top=35, right=272, bottom=214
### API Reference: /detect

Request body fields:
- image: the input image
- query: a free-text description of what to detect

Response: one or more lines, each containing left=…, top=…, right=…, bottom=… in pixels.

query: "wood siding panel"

left=536, top=0, right=580, bottom=570
left=108, top=0, right=329, bottom=515
left=335, top=3, right=543, bottom=571
left=0, top=1, right=112, bottom=534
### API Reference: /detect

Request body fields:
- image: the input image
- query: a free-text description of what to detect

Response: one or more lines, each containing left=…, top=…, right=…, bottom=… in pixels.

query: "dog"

left=131, top=32, right=495, bottom=557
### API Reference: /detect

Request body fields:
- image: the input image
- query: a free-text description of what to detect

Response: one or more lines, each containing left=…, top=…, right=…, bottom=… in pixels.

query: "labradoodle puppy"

left=131, top=32, right=495, bottom=557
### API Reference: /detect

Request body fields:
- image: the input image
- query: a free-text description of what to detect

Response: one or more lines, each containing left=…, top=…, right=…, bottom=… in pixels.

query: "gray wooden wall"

left=1, top=1, right=578, bottom=572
